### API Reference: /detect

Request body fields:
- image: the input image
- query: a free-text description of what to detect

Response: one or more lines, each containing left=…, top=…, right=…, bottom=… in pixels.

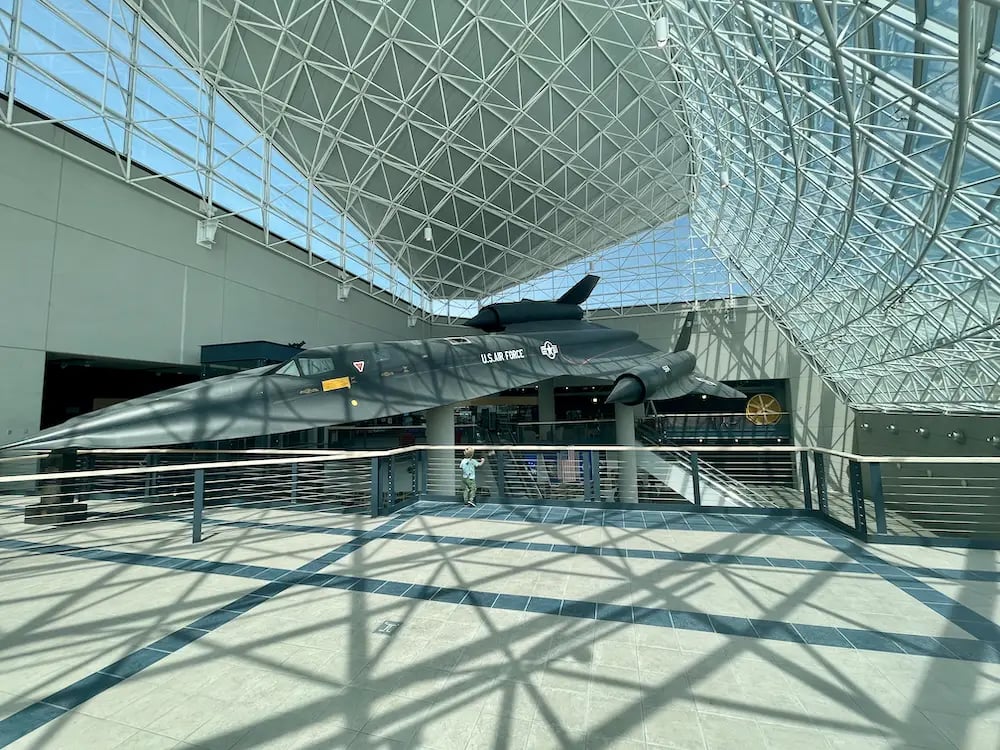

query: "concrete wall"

left=0, top=119, right=428, bottom=444
left=854, top=411, right=1000, bottom=458
left=593, top=303, right=854, bottom=453
left=851, top=412, right=1000, bottom=536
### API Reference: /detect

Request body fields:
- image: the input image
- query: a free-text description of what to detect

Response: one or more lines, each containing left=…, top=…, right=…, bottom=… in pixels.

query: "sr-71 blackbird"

left=2, top=275, right=745, bottom=451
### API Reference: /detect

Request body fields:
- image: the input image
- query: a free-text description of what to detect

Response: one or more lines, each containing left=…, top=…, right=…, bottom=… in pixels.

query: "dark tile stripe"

left=79, top=502, right=1000, bottom=583
left=92, top=503, right=1000, bottom=585
left=2, top=503, right=997, bottom=749
left=822, top=536, right=1000, bottom=644
left=0, top=512, right=414, bottom=749
left=413, top=501, right=836, bottom=539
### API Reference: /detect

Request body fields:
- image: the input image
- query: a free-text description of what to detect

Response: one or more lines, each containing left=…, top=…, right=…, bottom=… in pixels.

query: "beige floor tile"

left=642, top=697, right=707, bottom=748
left=347, top=731, right=405, bottom=749
left=699, top=714, right=768, bottom=750
left=4, top=712, right=137, bottom=750
left=404, top=701, right=487, bottom=750
left=525, top=715, right=588, bottom=749
left=465, top=711, right=533, bottom=750
left=3, top=504, right=998, bottom=750
left=757, top=721, right=833, bottom=749
left=111, top=730, right=185, bottom=749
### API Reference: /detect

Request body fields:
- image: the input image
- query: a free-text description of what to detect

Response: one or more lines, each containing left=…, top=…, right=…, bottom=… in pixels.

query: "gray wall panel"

left=46, top=226, right=186, bottom=362
left=0, top=124, right=419, bottom=437
left=0, top=132, right=62, bottom=221
left=0, top=205, right=56, bottom=349
left=0, top=347, right=45, bottom=443
left=54, top=159, right=227, bottom=276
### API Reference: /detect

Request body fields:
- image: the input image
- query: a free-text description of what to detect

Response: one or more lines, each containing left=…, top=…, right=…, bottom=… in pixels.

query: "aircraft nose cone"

left=1, top=376, right=267, bottom=451
left=605, top=376, right=644, bottom=406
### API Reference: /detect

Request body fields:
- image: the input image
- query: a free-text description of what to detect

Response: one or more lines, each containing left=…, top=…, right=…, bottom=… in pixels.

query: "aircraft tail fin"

left=556, top=274, right=599, bottom=305
left=674, top=311, right=696, bottom=352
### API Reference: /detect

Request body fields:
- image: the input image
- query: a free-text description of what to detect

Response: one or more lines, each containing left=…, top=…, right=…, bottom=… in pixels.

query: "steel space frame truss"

left=1, top=0, right=999, bottom=413
left=660, top=0, right=1000, bottom=412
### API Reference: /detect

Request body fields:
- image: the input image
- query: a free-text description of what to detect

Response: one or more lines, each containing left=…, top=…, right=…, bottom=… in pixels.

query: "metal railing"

left=0, top=445, right=997, bottom=546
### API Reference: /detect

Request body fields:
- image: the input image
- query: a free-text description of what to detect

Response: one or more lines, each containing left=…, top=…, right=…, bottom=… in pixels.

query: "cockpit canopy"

left=274, top=354, right=335, bottom=377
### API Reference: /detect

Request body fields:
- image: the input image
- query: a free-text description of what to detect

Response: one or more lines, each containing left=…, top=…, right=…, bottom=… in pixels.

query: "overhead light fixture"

left=655, top=16, right=669, bottom=48
left=423, top=225, right=433, bottom=242
left=196, top=217, right=219, bottom=249
left=337, top=274, right=351, bottom=301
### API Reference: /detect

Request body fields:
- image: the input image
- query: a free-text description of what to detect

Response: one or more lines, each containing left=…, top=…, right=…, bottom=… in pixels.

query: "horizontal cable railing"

left=0, top=444, right=998, bottom=544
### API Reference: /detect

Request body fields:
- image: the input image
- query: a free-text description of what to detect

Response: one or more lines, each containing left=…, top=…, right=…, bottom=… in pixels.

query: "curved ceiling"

left=132, top=0, right=691, bottom=299
left=667, top=0, right=1000, bottom=411
left=3, top=0, right=999, bottom=413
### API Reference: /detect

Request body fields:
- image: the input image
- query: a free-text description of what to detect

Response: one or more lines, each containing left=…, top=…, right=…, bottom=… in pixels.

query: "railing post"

left=869, top=462, right=887, bottom=535
left=495, top=451, right=506, bottom=499
left=419, top=450, right=428, bottom=497
left=386, top=457, right=395, bottom=510
left=192, top=469, right=204, bottom=543
left=290, top=462, right=299, bottom=502
left=370, top=457, right=381, bottom=517
left=690, top=452, right=702, bottom=507
left=848, top=460, right=868, bottom=536
left=143, top=454, right=155, bottom=499
left=581, top=451, right=592, bottom=502
left=799, top=451, right=813, bottom=511
left=591, top=450, right=602, bottom=502
left=813, top=451, right=829, bottom=515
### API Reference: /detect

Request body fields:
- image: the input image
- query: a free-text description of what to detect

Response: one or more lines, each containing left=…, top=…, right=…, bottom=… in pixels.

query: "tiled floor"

left=0, top=499, right=998, bottom=749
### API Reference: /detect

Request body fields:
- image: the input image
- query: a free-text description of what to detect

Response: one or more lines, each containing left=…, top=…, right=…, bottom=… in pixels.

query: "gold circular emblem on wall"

left=745, top=393, right=782, bottom=425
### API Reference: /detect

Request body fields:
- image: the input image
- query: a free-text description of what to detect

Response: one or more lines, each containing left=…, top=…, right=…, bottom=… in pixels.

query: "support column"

left=615, top=402, right=638, bottom=503
left=537, top=380, right=556, bottom=442
left=24, top=448, right=89, bottom=525
left=425, top=405, right=456, bottom=499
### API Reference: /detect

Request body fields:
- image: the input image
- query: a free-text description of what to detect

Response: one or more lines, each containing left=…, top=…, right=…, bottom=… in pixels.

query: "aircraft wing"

left=687, top=374, right=746, bottom=399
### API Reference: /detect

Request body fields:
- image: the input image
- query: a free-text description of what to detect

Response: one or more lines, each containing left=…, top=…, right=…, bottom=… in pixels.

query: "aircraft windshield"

left=274, top=356, right=335, bottom=377
left=298, top=357, right=335, bottom=376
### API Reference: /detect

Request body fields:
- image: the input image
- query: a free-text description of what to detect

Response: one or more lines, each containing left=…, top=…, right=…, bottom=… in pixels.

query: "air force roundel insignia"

left=540, top=341, right=559, bottom=360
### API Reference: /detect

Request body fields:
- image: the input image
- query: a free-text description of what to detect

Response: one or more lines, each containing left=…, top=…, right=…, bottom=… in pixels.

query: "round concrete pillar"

left=615, top=402, right=639, bottom=503
left=425, top=405, right=456, bottom=498
left=537, top=380, right=556, bottom=442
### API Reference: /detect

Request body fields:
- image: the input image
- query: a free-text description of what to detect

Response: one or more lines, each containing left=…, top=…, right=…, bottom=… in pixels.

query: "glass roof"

left=0, top=0, right=422, bottom=307
left=2, top=0, right=998, bottom=412
left=476, top=214, right=744, bottom=314
left=664, top=0, right=1000, bottom=412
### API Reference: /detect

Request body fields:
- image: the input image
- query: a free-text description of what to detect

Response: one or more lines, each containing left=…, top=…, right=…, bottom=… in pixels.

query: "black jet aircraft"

left=1, top=275, right=744, bottom=451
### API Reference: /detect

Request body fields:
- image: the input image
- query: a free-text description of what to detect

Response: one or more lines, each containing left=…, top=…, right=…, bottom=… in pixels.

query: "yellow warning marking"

left=322, top=376, right=351, bottom=392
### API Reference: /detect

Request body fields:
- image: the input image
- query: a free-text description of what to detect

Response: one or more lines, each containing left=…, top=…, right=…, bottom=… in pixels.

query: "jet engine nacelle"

left=606, top=363, right=675, bottom=406
left=463, top=301, right=583, bottom=332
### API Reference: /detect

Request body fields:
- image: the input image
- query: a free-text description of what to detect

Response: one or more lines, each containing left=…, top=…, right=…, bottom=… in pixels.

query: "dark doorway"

left=40, top=354, right=199, bottom=429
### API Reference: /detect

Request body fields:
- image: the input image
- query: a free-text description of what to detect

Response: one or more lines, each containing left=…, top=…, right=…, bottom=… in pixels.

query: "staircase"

left=634, top=423, right=778, bottom=508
